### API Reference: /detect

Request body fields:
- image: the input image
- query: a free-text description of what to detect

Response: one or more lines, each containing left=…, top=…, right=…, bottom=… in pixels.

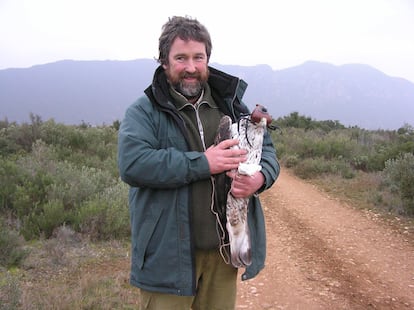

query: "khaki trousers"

left=139, top=249, right=238, bottom=310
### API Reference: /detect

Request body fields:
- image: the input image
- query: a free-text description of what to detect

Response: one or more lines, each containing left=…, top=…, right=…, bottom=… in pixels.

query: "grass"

left=309, top=170, right=380, bottom=209
left=0, top=228, right=139, bottom=310
left=306, top=169, right=414, bottom=237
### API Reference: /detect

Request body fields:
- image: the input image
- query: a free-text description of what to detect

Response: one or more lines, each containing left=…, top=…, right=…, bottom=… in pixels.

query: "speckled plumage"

left=215, top=112, right=268, bottom=268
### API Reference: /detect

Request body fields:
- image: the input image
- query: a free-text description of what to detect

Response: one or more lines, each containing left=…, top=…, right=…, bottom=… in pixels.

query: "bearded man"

left=118, top=16, right=280, bottom=310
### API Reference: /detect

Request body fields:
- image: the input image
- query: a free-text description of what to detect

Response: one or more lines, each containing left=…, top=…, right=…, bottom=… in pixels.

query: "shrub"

left=383, top=153, right=414, bottom=215
left=0, top=157, right=20, bottom=211
left=293, top=157, right=354, bottom=180
left=46, top=162, right=114, bottom=209
left=0, top=218, right=29, bottom=268
left=293, top=157, right=331, bottom=179
left=10, top=139, right=116, bottom=239
left=74, top=181, right=130, bottom=240
left=351, top=155, right=369, bottom=171
left=284, top=154, right=299, bottom=168
left=21, top=200, right=70, bottom=239
left=13, top=170, right=54, bottom=220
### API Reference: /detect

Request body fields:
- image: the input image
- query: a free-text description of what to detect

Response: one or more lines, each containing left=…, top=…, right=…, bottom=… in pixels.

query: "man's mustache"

left=181, top=72, right=201, bottom=79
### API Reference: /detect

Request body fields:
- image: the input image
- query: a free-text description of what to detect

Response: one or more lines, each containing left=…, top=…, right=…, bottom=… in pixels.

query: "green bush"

left=74, top=181, right=130, bottom=240
left=21, top=200, right=70, bottom=239
left=284, top=154, right=300, bottom=168
left=293, top=157, right=332, bottom=179
left=13, top=170, right=54, bottom=220
left=0, top=218, right=29, bottom=267
left=47, top=163, right=114, bottom=209
left=7, top=139, right=117, bottom=240
left=383, top=153, right=414, bottom=215
left=10, top=141, right=57, bottom=220
left=0, top=157, right=20, bottom=210
left=293, top=157, right=354, bottom=179
left=351, top=155, right=369, bottom=171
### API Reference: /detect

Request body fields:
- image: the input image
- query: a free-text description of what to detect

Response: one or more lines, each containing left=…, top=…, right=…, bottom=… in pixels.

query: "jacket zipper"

left=183, top=101, right=208, bottom=151
left=195, top=101, right=208, bottom=151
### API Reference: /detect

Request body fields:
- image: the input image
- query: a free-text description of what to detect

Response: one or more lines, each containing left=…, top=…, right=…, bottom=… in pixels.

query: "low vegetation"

left=273, top=112, right=414, bottom=216
left=0, top=112, right=413, bottom=308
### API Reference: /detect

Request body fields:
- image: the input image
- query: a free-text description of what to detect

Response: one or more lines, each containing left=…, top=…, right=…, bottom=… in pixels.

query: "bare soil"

left=236, top=168, right=414, bottom=309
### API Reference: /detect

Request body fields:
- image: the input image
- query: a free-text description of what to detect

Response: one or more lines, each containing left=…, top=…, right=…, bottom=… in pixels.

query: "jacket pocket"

left=135, top=207, right=164, bottom=269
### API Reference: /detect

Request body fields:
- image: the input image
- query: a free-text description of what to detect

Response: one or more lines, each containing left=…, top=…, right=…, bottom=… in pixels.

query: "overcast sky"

left=1, top=0, right=414, bottom=82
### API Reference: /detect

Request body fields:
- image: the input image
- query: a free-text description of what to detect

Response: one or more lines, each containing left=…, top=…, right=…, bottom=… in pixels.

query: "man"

left=118, top=16, right=280, bottom=309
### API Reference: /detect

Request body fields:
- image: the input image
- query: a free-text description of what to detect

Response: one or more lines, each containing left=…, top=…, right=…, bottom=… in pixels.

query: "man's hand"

left=226, top=170, right=265, bottom=198
left=205, top=139, right=247, bottom=175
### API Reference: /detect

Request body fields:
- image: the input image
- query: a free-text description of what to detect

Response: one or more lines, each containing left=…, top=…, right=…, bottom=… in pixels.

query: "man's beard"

left=166, top=69, right=209, bottom=100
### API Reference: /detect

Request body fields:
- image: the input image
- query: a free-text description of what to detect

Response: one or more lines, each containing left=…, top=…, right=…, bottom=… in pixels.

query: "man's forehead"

left=169, top=38, right=207, bottom=53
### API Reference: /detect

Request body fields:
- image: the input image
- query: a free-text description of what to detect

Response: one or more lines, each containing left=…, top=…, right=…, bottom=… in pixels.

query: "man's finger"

left=217, top=139, right=239, bottom=149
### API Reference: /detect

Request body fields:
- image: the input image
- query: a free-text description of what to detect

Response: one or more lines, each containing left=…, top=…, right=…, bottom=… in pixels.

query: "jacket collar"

left=145, top=65, right=249, bottom=121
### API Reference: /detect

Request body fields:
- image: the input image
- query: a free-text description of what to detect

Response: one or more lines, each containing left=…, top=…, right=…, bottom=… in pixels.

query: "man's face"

left=163, top=37, right=209, bottom=99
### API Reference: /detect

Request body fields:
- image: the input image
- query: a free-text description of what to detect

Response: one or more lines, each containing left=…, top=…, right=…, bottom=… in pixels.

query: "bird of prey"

left=214, top=104, right=273, bottom=268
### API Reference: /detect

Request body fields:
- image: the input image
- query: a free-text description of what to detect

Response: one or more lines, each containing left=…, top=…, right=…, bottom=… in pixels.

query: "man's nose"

left=185, top=59, right=196, bottom=73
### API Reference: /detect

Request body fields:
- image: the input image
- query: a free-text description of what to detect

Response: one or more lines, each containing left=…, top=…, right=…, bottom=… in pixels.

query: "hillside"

left=1, top=59, right=414, bottom=129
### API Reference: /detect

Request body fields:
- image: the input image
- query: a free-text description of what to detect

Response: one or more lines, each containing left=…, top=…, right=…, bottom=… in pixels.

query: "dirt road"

left=236, top=169, right=414, bottom=309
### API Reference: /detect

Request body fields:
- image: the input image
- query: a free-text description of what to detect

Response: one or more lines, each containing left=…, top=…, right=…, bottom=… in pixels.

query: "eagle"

left=214, top=104, right=273, bottom=268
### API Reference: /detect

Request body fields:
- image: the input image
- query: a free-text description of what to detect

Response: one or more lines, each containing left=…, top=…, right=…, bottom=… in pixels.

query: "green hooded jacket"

left=117, top=65, right=280, bottom=296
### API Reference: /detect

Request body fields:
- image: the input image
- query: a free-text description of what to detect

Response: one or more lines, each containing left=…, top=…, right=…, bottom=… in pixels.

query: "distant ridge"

left=1, top=59, right=414, bottom=129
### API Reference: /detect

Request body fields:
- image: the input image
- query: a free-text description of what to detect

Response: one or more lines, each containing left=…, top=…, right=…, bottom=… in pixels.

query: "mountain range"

left=1, top=59, right=414, bottom=129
